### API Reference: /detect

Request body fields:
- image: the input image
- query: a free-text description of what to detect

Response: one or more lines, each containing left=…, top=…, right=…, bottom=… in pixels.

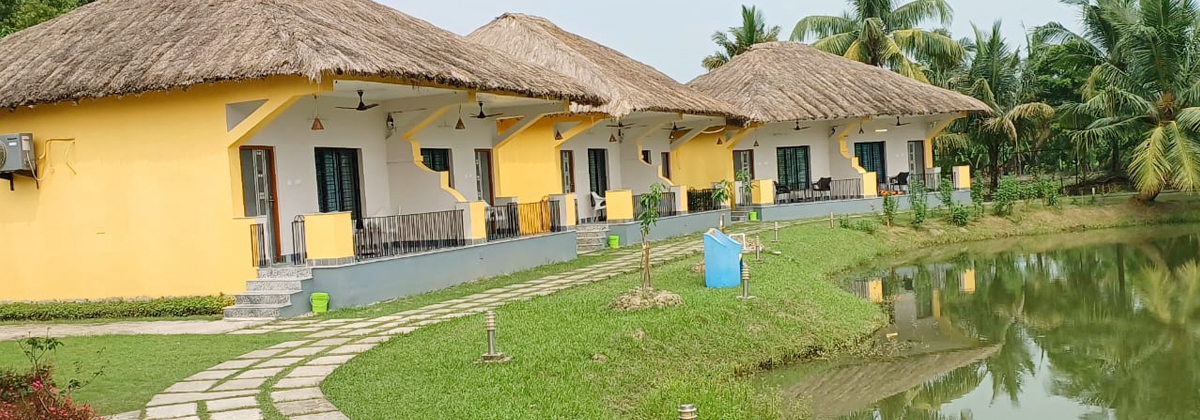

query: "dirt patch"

left=609, top=288, right=683, bottom=311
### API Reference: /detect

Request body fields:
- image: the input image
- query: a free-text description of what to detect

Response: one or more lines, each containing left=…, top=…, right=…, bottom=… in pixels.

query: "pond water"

left=761, top=225, right=1200, bottom=420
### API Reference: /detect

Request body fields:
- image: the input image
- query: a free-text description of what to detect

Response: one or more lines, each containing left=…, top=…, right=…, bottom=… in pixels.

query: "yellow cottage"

left=0, top=0, right=604, bottom=308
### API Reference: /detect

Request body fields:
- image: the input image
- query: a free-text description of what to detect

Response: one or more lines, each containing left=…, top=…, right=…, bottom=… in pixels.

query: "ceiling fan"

left=793, top=121, right=812, bottom=131
left=894, top=116, right=912, bottom=127
left=662, top=122, right=690, bottom=132
left=472, top=102, right=504, bottom=119
left=337, top=90, right=379, bottom=111
left=606, top=119, right=643, bottom=130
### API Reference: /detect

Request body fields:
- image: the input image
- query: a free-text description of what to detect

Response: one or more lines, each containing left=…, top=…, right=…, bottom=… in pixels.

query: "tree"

left=790, top=0, right=965, bottom=82
left=1033, top=0, right=1137, bottom=178
left=1060, top=0, right=1200, bottom=202
left=937, top=22, right=1055, bottom=190
left=636, top=183, right=668, bottom=290
left=0, top=0, right=88, bottom=37
left=702, top=5, right=781, bottom=71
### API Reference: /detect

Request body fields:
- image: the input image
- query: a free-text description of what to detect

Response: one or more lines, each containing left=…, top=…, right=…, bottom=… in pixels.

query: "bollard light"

left=755, top=234, right=762, bottom=262
left=480, top=310, right=511, bottom=363
left=679, top=404, right=698, bottom=420
left=738, top=264, right=754, bottom=300
left=772, top=221, right=780, bottom=243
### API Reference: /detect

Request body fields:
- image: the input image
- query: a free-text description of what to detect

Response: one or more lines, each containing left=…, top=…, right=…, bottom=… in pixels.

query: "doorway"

left=733, top=149, right=755, bottom=178
left=587, top=148, right=609, bottom=196
left=240, top=146, right=281, bottom=262
left=475, top=149, right=495, bottom=205
left=907, top=140, right=926, bottom=174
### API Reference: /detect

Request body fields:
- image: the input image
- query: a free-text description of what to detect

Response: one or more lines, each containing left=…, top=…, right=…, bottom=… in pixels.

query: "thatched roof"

left=687, top=42, right=990, bottom=123
left=467, top=13, right=744, bottom=120
left=0, top=0, right=605, bottom=109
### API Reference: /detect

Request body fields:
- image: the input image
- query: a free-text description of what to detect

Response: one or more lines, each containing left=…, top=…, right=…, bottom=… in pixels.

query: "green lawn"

left=323, top=197, right=1200, bottom=420
left=0, top=333, right=301, bottom=415
left=323, top=224, right=888, bottom=420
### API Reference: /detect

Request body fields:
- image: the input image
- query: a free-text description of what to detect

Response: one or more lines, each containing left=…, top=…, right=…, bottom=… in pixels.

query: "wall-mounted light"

left=554, top=129, right=564, bottom=141
left=455, top=117, right=466, bottom=130
left=609, top=133, right=617, bottom=143
left=386, top=114, right=395, bottom=131
left=875, top=128, right=888, bottom=133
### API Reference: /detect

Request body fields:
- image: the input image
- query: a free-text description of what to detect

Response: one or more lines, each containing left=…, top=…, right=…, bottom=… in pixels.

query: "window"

left=641, top=150, right=652, bottom=164
left=907, top=141, right=926, bottom=174
left=661, top=152, right=672, bottom=180
left=420, top=148, right=453, bottom=187
left=854, top=141, right=887, bottom=177
left=314, top=147, right=363, bottom=221
left=776, top=146, right=811, bottom=191
left=587, top=149, right=609, bottom=196
left=733, top=150, right=755, bottom=178
left=561, top=150, right=575, bottom=193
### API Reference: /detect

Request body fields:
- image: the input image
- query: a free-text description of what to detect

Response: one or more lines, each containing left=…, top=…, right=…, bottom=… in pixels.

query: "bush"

left=0, top=295, right=234, bottom=322
left=938, top=175, right=955, bottom=210
left=947, top=205, right=971, bottom=227
left=993, top=177, right=1020, bottom=217
left=909, top=181, right=928, bottom=228
left=0, top=338, right=99, bottom=420
left=882, top=194, right=898, bottom=227
left=1037, top=177, right=1060, bottom=207
left=970, top=177, right=986, bottom=217
left=838, top=216, right=879, bottom=234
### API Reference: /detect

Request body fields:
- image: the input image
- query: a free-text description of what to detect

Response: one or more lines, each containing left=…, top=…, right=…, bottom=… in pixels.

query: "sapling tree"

left=637, top=183, right=667, bottom=290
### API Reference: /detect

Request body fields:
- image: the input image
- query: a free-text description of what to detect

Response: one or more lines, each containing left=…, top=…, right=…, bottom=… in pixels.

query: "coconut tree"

left=702, top=5, right=781, bottom=71
left=1059, top=0, right=1200, bottom=202
left=1034, top=0, right=1137, bottom=177
left=790, top=0, right=965, bottom=82
left=936, top=22, right=1056, bottom=189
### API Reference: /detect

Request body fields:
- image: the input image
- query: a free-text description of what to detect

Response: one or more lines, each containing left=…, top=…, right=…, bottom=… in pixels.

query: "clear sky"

left=381, top=0, right=1081, bottom=83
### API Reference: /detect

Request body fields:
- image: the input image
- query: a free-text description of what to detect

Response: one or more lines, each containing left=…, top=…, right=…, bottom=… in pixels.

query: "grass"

left=0, top=333, right=301, bottom=415
left=323, top=196, right=1200, bottom=420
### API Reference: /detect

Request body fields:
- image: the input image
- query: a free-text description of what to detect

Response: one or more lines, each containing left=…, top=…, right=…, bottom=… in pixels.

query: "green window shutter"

left=776, top=146, right=810, bottom=190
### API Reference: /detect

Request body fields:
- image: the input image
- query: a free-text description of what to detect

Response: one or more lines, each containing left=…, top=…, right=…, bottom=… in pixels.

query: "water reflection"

left=797, top=229, right=1200, bottom=420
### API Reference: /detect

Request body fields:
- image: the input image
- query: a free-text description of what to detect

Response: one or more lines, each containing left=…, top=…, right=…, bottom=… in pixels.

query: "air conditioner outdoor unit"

left=0, top=133, right=34, bottom=173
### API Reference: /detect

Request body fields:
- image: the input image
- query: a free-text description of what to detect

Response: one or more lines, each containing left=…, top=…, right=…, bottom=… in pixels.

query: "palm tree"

left=701, top=5, right=781, bottom=71
left=936, top=22, right=1055, bottom=189
left=1034, top=0, right=1136, bottom=178
left=790, top=0, right=965, bottom=82
left=1060, top=0, right=1200, bottom=202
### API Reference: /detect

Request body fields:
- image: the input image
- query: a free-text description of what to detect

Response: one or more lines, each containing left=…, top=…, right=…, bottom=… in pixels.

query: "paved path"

left=124, top=224, right=783, bottom=420
left=0, top=319, right=270, bottom=341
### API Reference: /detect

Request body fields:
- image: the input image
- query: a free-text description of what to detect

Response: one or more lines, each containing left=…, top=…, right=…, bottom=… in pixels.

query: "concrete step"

left=577, top=244, right=606, bottom=254
left=576, top=231, right=609, bottom=238
left=223, top=303, right=289, bottom=319
left=576, top=224, right=610, bottom=233
left=234, top=291, right=296, bottom=305
left=257, top=266, right=312, bottom=279
left=577, top=236, right=608, bottom=244
left=246, top=279, right=306, bottom=292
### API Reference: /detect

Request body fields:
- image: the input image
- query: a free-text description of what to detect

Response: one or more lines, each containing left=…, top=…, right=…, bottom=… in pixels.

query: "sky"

left=382, top=0, right=1082, bottom=83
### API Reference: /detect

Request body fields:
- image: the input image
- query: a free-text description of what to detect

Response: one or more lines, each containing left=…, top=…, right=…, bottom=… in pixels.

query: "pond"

left=758, top=225, right=1200, bottom=420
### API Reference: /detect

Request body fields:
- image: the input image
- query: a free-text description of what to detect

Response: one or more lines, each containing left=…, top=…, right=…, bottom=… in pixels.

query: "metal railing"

left=776, top=178, right=864, bottom=203
left=354, top=209, right=466, bottom=261
left=687, top=188, right=724, bottom=213
left=486, top=201, right=563, bottom=241
left=634, top=191, right=679, bottom=219
left=250, top=223, right=271, bottom=268
left=291, top=216, right=308, bottom=266
left=911, top=172, right=945, bottom=191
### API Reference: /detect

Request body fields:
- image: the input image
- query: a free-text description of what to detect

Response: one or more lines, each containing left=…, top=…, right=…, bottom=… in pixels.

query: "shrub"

left=1037, top=177, right=1060, bottom=207
left=970, top=177, right=986, bottom=217
left=0, top=295, right=234, bottom=322
left=993, top=177, right=1020, bottom=217
left=1019, top=179, right=1040, bottom=204
left=938, top=175, right=955, bottom=211
left=947, top=205, right=971, bottom=227
left=0, top=338, right=99, bottom=420
left=882, top=194, right=898, bottom=227
left=838, top=216, right=879, bottom=234
left=909, top=181, right=929, bottom=228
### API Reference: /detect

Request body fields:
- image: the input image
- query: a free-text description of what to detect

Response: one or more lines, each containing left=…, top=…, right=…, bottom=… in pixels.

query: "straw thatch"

left=0, top=0, right=605, bottom=109
left=467, top=13, right=744, bottom=120
left=687, top=42, right=990, bottom=123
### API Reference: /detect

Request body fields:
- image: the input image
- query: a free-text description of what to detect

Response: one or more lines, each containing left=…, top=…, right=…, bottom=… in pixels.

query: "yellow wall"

left=954, top=166, right=972, bottom=190
left=303, top=212, right=354, bottom=260
left=751, top=179, right=775, bottom=205
left=670, top=132, right=734, bottom=190
left=466, top=201, right=487, bottom=241
left=606, top=190, right=634, bottom=221
left=0, top=76, right=319, bottom=301
left=494, top=115, right=595, bottom=204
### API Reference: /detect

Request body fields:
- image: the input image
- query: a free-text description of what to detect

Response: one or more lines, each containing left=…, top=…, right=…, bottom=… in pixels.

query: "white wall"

left=842, top=120, right=929, bottom=180
left=741, top=121, right=837, bottom=183
left=244, top=96, right=392, bottom=254
left=403, top=115, right=495, bottom=206
left=563, top=129, right=624, bottom=221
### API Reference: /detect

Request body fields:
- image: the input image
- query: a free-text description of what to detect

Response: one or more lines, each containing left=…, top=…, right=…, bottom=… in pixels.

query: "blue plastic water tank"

left=703, top=229, right=743, bottom=288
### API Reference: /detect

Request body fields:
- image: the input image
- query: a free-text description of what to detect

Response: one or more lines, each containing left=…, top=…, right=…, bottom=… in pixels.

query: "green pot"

left=608, top=235, right=620, bottom=249
left=749, top=211, right=759, bottom=221
left=310, top=292, right=330, bottom=314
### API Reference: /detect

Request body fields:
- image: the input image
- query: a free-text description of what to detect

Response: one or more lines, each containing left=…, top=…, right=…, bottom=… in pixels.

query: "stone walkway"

left=123, top=224, right=785, bottom=420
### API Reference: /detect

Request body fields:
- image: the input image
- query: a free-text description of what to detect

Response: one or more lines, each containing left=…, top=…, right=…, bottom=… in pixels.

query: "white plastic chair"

left=590, top=192, right=607, bottom=220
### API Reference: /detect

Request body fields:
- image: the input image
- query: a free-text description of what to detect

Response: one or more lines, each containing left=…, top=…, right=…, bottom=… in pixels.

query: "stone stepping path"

left=133, top=224, right=787, bottom=420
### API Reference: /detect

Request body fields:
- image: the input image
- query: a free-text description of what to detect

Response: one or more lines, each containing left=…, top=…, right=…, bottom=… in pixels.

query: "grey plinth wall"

left=289, top=231, right=578, bottom=313
left=606, top=209, right=731, bottom=247
left=753, top=190, right=972, bottom=222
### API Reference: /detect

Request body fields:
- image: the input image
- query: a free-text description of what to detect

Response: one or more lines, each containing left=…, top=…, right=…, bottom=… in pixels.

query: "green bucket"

left=310, top=292, right=330, bottom=314
left=749, top=211, right=759, bottom=221
left=608, top=235, right=620, bottom=249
